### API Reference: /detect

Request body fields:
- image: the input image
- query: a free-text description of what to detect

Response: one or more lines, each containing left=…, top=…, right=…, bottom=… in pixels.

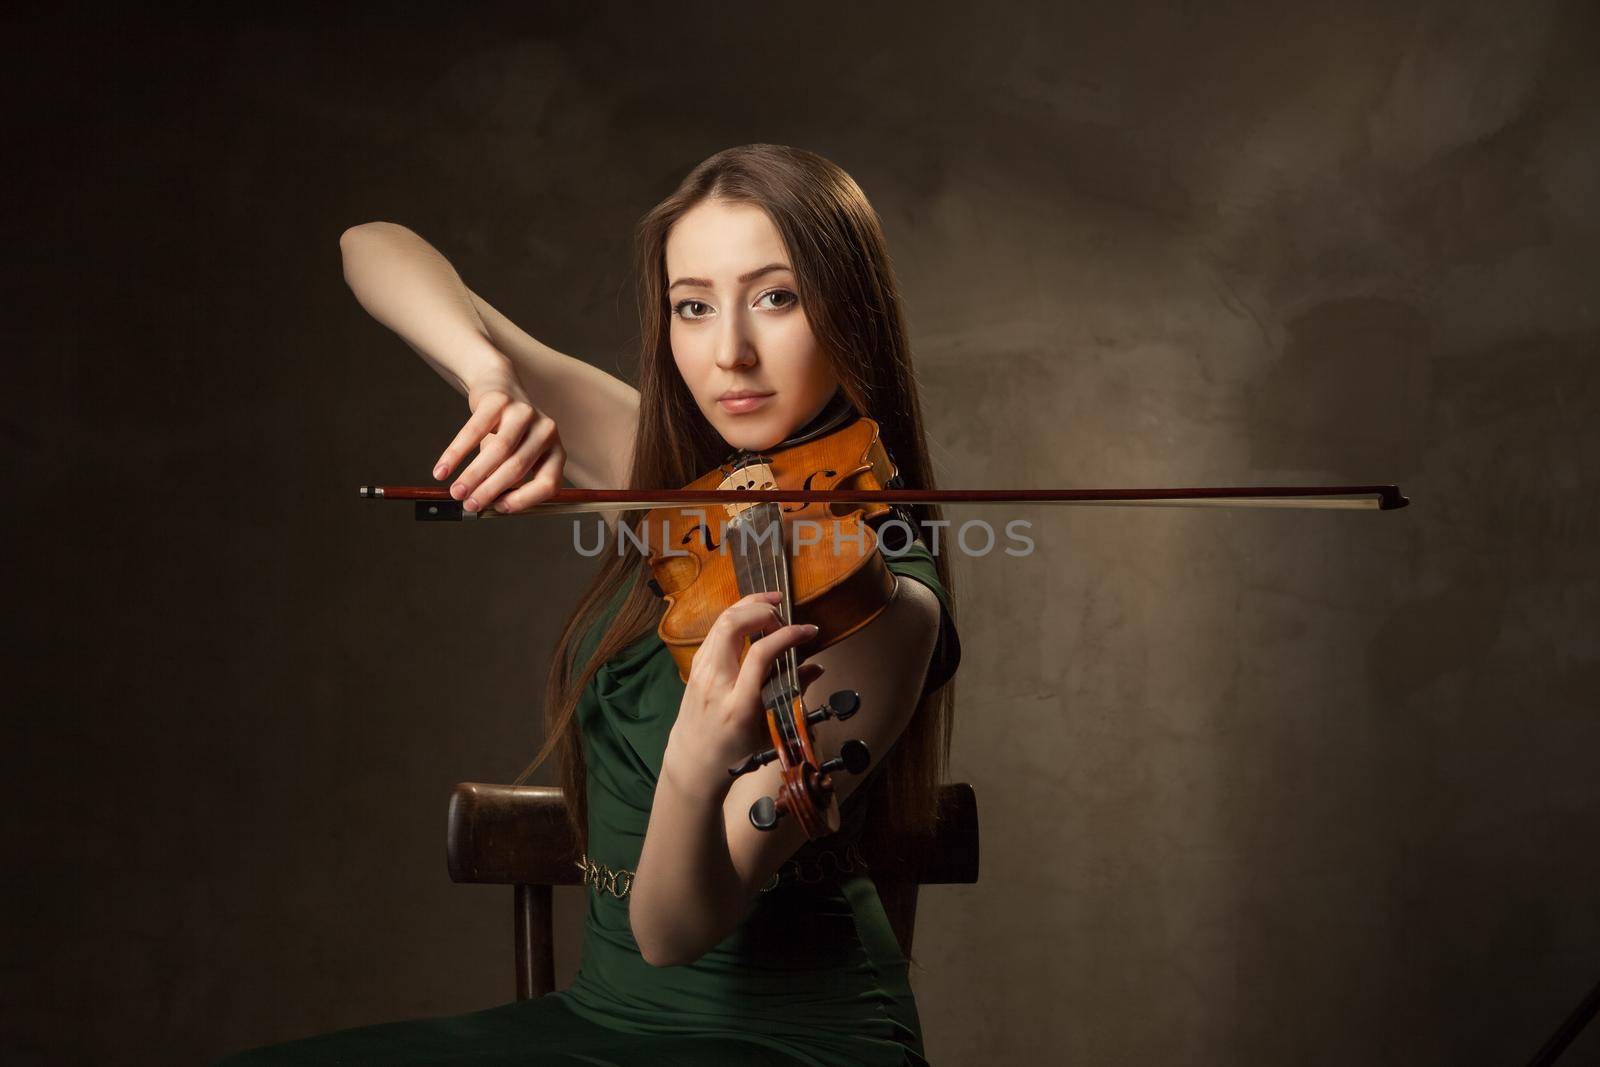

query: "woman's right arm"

left=338, top=222, right=639, bottom=510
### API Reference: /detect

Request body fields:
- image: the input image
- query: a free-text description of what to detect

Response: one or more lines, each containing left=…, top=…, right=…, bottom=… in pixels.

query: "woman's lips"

left=717, top=393, right=773, bottom=413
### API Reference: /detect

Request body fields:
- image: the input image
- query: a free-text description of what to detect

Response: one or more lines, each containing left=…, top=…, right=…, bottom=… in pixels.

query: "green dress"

left=217, top=538, right=959, bottom=1067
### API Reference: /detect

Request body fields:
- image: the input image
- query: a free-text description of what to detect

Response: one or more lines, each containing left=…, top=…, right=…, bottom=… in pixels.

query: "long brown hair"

left=514, top=143, right=957, bottom=871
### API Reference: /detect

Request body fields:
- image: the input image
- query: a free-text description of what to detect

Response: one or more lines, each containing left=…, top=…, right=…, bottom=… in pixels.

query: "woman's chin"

left=717, top=427, right=780, bottom=452
left=709, top=410, right=792, bottom=453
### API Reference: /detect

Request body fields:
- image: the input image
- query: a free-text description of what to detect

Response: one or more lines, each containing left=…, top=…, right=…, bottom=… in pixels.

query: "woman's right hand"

left=434, top=364, right=566, bottom=514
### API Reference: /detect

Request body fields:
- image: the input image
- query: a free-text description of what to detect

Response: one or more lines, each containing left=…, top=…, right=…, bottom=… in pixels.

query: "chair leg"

left=513, top=883, right=555, bottom=999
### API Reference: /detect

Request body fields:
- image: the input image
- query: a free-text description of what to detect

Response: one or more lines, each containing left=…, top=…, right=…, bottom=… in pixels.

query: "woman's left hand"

left=662, top=590, right=824, bottom=800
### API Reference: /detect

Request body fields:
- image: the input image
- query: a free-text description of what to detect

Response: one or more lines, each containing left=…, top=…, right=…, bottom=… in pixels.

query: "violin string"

left=733, top=507, right=796, bottom=733
left=753, top=504, right=801, bottom=738
left=755, top=505, right=793, bottom=697
left=769, top=504, right=801, bottom=707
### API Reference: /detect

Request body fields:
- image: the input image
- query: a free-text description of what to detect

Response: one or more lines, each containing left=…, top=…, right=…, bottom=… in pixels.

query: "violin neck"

left=728, top=502, right=791, bottom=607
left=727, top=502, right=801, bottom=706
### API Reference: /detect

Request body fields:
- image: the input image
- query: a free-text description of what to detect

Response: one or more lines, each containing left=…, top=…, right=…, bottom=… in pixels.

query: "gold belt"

left=576, top=842, right=869, bottom=900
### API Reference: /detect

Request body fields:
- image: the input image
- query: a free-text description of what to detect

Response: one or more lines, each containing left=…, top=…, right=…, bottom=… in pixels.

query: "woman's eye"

left=672, top=290, right=795, bottom=321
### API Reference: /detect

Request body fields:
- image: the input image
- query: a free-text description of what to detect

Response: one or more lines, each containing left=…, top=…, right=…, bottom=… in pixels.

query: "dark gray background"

left=9, top=3, right=1598, bottom=1064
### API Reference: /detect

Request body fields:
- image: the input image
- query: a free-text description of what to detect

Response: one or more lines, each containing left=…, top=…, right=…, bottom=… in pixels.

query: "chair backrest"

left=447, top=781, right=980, bottom=999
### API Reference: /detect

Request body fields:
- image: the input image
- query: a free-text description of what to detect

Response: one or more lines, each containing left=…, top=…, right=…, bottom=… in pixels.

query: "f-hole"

left=683, top=524, right=717, bottom=551
left=782, top=469, right=837, bottom=513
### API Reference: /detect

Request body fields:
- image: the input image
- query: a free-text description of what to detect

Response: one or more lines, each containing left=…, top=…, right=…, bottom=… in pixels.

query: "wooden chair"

left=446, top=782, right=980, bottom=999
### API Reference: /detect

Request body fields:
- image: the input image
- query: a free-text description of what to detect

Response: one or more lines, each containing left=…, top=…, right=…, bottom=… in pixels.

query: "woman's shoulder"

left=879, top=536, right=960, bottom=695
left=881, top=537, right=948, bottom=606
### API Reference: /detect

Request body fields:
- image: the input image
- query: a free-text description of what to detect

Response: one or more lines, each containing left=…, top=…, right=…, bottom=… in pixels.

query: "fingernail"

left=433, top=464, right=446, bottom=479
left=804, top=624, right=820, bottom=635
left=464, top=498, right=478, bottom=511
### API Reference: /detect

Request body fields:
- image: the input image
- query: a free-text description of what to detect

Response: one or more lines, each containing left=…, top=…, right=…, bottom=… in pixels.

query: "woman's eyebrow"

left=668, top=263, right=792, bottom=291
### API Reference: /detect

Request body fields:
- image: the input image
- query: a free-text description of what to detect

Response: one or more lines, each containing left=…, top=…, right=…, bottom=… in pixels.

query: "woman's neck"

left=774, top=388, right=855, bottom=450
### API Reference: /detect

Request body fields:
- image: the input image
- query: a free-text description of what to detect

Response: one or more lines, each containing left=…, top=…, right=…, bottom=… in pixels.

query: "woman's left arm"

left=630, top=577, right=942, bottom=967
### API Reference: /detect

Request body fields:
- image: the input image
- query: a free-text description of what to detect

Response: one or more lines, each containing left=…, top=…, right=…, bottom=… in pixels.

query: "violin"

left=639, top=408, right=910, bottom=841
left=359, top=407, right=1409, bottom=840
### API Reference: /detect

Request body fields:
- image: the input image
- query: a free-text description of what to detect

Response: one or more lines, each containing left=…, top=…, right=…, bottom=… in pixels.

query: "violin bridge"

left=717, top=461, right=780, bottom=521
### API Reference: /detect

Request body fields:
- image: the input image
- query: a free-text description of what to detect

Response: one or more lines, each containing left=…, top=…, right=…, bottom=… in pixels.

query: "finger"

left=692, top=594, right=788, bottom=678
left=453, top=436, right=508, bottom=511
left=716, top=594, right=790, bottom=641
left=730, top=622, right=820, bottom=710
left=445, top=409, right=515, bottom=499
left=796, top=662, right=826, bottom=692
left=709, top=591, right=784, bottom=628
left=495, top=437, right=566, bottom=513
left=468, top=413, right=550, bottom=510
left=436, top=393, right=507, bottom=484
left=455, top=413, right=535, bottom=510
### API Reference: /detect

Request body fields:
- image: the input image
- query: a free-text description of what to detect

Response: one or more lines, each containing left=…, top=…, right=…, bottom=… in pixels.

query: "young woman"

left=221, top=144, right=961, bottom=1066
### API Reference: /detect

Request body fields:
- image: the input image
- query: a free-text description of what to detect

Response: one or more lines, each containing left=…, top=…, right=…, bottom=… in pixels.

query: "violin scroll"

left=739, top=690, right=871, bottom=834
left=726, top=690, right=861, bottom=779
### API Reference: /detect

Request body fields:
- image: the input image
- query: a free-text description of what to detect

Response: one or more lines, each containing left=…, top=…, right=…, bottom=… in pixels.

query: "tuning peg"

left=749, top=795, right=783, bottom=831
left=804, top=689, right=861, bottom=726
left=827, top=690, right=860, bottom=720
left=819, top=739, right=871, bottom=776
left=729, top=746, right=780, bottom=778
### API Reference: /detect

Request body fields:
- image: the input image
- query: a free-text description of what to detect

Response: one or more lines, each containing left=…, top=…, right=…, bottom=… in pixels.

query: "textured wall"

left=10, top=3, right=1598, bottom=1064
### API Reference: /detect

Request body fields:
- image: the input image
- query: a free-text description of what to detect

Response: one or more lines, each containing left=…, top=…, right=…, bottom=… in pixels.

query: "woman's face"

left=665, top=198, right=839, bottom=452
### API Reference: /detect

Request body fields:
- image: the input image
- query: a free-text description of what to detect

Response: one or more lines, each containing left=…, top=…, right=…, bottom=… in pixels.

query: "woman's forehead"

left=665, top=201, right=789, bottom=282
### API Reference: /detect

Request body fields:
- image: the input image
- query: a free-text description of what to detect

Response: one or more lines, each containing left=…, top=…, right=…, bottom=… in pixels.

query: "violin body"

left=644, top=416, right=903, bottom=682
left=641, top=414, right=905, bottom=839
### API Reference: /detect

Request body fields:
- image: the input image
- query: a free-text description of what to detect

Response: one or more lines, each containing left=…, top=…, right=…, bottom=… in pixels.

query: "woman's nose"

left=713, top=314, right=758, bottom=370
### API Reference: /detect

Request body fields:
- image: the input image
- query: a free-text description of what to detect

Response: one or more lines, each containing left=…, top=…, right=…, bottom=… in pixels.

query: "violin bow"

left=358, top=483, right=1409, bottom=520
